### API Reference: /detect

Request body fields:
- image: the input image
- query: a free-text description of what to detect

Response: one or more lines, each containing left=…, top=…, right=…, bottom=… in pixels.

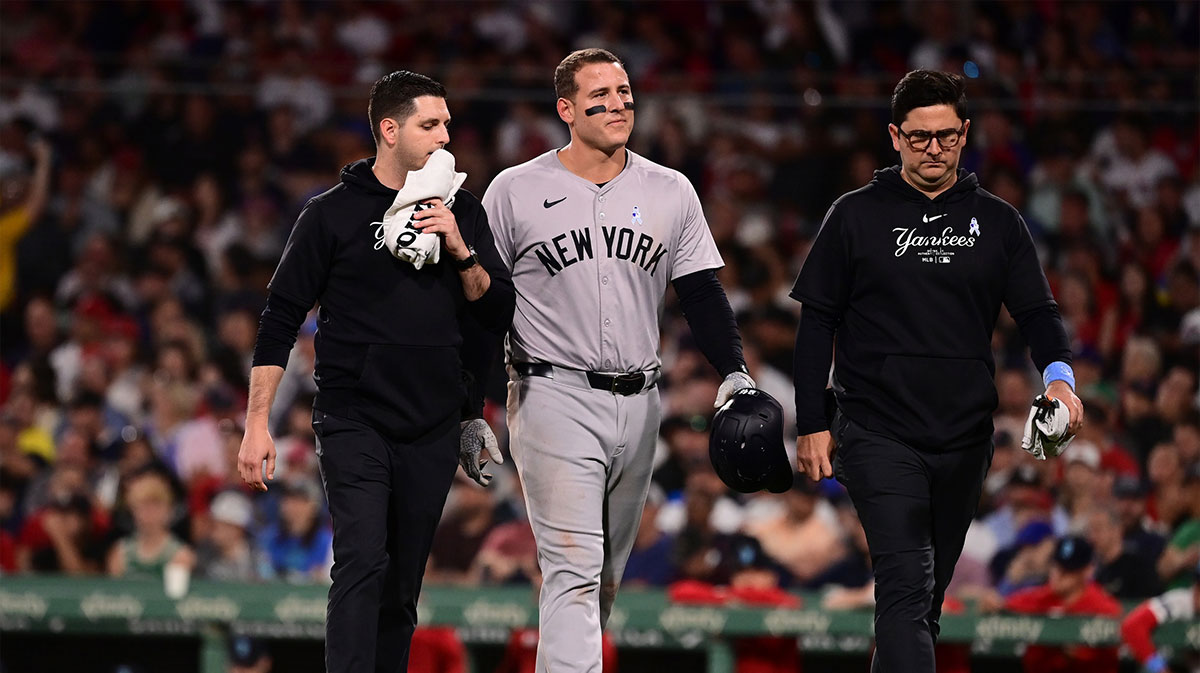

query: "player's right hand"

left=238, top=426, right=276, bottom=492
left=795, top=431, right=834, bottom=482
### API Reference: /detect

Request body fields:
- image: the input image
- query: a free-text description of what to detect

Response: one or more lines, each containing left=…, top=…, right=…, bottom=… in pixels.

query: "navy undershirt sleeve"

left=672, top=269, right=746, bottom=378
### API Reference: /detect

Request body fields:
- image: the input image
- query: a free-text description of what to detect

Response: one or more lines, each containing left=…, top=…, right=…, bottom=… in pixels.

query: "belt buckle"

left=612, top=372, right=644, bottom=395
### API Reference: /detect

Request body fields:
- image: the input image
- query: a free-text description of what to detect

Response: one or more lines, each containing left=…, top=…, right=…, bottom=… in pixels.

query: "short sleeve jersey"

left=483, top=150, right=721, bottom=372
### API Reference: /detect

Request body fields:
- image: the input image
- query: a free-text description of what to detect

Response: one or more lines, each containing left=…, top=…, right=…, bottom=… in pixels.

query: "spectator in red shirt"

left=996, top=536, right=1123, bottom=673
left=1120, top=563, right=1199, bottom=673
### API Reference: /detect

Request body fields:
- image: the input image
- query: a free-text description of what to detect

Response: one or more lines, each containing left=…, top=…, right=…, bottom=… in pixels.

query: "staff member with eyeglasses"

left=789, top=70, right=1082, bottom=673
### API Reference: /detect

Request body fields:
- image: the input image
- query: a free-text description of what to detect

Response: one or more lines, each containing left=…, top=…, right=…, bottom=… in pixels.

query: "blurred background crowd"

left=1, top=0, right=1198, bottom=645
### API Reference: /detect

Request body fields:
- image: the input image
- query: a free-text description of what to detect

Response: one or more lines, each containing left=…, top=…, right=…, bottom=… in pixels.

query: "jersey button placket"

left=597, top=191, right=614, bottom=371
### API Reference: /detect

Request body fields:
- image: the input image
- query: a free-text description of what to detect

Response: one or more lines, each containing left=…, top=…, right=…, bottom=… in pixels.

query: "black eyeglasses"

left=897, top=125, right=965, bottom=151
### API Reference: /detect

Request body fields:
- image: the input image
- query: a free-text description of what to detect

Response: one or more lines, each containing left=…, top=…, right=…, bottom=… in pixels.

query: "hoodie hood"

left=340, top=157, right=397, bottom=197
left=871, top=165, right=979, bottom=205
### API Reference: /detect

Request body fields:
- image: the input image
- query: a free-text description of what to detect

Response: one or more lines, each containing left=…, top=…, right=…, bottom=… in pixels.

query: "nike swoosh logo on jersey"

left=922, top=213, right=946, bottom=223
left=544, top=197, right=567, bottom=209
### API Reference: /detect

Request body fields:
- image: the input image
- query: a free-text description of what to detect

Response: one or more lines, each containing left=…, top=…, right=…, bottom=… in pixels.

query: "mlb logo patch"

left=631, top=206, right=643, bottom=226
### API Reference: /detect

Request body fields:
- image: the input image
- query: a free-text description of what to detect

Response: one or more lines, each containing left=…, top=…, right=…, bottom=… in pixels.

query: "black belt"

left=514, top=363, right=656, bottom=396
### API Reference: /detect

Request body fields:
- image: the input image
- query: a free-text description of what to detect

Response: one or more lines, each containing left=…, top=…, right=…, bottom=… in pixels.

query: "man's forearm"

left=245, top=365, right=286, bottom=429
left=459, top=264, right=491, bottom=301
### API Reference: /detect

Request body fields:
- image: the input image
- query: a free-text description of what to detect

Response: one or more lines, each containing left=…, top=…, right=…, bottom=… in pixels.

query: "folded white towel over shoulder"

left=378, top=149, right=468, bottom=269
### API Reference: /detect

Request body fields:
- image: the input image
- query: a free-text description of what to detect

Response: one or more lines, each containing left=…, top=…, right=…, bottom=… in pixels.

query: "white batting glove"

left=459, top=419, right=504, bottom=487
left=1019, top=394, right=1074, bottom=460
left=714, top=371, right=756, bottom=408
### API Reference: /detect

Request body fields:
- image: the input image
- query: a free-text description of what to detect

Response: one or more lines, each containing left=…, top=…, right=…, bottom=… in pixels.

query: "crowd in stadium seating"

left=1, top=0, right=1197, bottom=639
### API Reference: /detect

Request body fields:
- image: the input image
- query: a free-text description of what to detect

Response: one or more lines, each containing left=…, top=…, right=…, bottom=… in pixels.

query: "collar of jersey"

left=549, top=148, right=634, bottom=193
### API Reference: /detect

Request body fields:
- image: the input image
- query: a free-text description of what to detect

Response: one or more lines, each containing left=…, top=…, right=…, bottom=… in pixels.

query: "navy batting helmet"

left=709, top=388, right=792, bottom=494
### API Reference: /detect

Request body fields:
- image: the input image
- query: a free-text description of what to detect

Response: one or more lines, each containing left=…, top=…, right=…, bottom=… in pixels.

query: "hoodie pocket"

left=871, top=355, right=997, bottom=448
left=356, top=344, right=466, bottom=435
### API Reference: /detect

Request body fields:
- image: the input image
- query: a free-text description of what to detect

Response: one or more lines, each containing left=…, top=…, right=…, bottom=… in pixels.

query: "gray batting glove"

left=459, top=419, right=504, bottom=487
left=714, top=371, right=756, bottom=408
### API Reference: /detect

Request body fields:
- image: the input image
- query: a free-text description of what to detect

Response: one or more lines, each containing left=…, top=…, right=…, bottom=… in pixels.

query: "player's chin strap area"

left=513, top=362, right=659, bottom=396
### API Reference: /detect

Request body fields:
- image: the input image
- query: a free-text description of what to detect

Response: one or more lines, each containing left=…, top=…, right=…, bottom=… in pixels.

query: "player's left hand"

left=1045, top=380, right=1084, bottom=436
left=714, top=371, right=755, bottom=408
left=459, top=419, right=504, bottom=487
left=412, top=199, right=469, bottom=260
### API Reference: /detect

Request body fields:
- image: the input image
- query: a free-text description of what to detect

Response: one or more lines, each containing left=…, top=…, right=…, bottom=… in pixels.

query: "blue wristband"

left=1042, top=361, right=1075, bottom=390
left=1145, top=653, right=1166, bottom=673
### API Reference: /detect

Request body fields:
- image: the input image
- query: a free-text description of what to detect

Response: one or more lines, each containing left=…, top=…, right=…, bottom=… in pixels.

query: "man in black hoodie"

left=238, top=71, right=514, bottom=673
left=790, top=70, right=1083, bottom=672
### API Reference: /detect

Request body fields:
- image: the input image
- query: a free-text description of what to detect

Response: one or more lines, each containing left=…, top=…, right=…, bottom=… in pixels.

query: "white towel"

left=378, top=149, right=468, bottom=269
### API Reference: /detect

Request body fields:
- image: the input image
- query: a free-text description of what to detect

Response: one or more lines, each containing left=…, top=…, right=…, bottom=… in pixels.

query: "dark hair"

left=891, top=70, right=967, bottom=126
left=367, top=70, right=446, bottom=145
left=554, top=48, right=624, bottom=101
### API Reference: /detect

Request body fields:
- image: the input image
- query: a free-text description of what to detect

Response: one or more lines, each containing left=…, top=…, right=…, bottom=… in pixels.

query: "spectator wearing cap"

left=991, top=520, right=1056, bottom=596
left=1086, top=507, right=1162, bottom=599
left=1157, top=462, right=1200, bottom=589
left=195, top=490, right=271, bottom=582
left=261, top=477, right=332, bottom=583
left=988, top=536, right=1122, bottom=673
left=982, top=466, right=1068, bottom=550
left=1111, top=475, right=1167, bottom=566
left=1119, top=562, right=1199, bottom=673
left=228, top=635, right=271, bottom=673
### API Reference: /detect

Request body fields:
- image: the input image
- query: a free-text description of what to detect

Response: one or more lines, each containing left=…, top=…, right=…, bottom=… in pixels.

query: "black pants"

left=314, top=410, right=460, bottom=673
left=832, top=412, right=992, bottom=673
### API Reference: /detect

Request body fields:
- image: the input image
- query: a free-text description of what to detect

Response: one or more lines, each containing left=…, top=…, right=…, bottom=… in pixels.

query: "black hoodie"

left=260, top=158, right=515, bottom=442
left=791, top=166, right=1069, bottom=451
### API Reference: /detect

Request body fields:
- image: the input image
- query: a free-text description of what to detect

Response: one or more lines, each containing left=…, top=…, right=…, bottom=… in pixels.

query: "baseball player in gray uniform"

left=482, top=48, right=754, bottom=672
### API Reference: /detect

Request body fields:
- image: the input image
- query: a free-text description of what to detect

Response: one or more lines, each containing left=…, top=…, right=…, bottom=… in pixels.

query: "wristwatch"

left=454, top=246, right=479, bottom=271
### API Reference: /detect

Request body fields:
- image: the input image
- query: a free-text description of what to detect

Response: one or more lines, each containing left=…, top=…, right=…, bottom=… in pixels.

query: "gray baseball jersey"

left=483, top=149, right=722, bottom=673
left=482, top=149, right=723, bottom=372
